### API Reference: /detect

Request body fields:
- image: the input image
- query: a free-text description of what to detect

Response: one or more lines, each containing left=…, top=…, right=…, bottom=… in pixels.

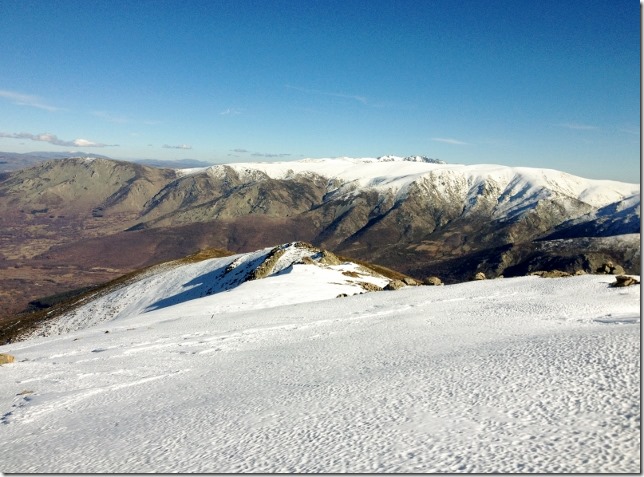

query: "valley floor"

left=0, top=275, right=640, bottom=473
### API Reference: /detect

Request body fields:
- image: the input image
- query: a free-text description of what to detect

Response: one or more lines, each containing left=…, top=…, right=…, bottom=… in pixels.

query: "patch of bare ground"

left=336, top=253, right=412, bottom=282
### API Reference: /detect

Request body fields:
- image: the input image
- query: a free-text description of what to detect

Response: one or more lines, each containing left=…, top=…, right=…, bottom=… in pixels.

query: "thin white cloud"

left=162, top=144, right=192, bottom=150
left=251, top=152, right=291, bottom=158
left=92, top=111, right=129, bottom=124
left=0, top=131, right=117, bottom=147
left=431, top=137, right=469, bottom=145
left=220, top=108, right=242, bottom=116
left=557, top=122, right=599, bottom=130
left=230, top=148, right=289, bottom=158
left=286, top=84, right=368, bottom=105
left=0, top=89, right=60, bottom=112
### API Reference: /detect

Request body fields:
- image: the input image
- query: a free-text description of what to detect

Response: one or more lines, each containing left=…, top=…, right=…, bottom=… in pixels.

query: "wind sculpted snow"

left=0, top=268, right=639, bottom=473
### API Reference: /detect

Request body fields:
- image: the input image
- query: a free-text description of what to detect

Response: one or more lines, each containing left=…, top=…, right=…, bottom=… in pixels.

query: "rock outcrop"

left=596, top=262, right=625, bottom=275
left=423, top=276, right=443, bottom=286
left=610, top=275, right=640, bottom=287
left=384, top=280, right=406, bottom=290
left=530, top=270, right=572, bottom=278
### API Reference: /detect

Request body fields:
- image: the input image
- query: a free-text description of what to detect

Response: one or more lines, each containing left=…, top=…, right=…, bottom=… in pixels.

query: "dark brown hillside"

left=0, top=158, right=178, bottom=261
left=0, top=215, right=319, bottom=319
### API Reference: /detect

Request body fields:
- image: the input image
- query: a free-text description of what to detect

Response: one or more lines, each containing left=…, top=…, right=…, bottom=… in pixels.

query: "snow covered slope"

left=542, top=193, right=641, bottom=240
left=0, top=270, right=639, bottom=473
left=22, top=242, right=398, bottom=339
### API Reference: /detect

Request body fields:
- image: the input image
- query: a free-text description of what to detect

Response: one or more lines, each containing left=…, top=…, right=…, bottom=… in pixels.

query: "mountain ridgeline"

left=0, top=154, right=639, bottom=317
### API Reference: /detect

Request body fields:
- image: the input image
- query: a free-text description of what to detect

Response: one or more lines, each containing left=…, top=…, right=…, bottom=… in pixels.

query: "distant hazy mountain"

left=133, top=158, right=215, bottom=169
left=24, top=151, right=113, bottom=159
left=0, top=151, right=112, bottom=172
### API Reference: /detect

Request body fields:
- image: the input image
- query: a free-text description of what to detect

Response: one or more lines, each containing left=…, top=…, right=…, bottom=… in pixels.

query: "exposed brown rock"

left=610, top=275, right=640, bottom=287
left=473, top=272, right=486, bottom=280
left=358, top=282, right=384, bottom=292
left=384, top=279, right=406, bottom=290
left=530, top=270, right=571, bottom=278
left=611, top=264, right=626, bottom=275
left=423, top=276, right=443, bottom=286
left=597, top=261, right=625, bottom=275
left=245, top=246, right=287, bottom=281
left=317, top=250, right=343, bottom=266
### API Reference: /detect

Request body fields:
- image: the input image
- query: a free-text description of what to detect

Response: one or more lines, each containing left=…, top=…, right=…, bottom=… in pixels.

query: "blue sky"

left=0, top=0, right=639, bottom=181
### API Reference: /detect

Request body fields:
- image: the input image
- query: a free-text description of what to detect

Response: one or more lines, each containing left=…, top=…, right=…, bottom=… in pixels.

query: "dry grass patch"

left=0, top=353, right=15, bottom=365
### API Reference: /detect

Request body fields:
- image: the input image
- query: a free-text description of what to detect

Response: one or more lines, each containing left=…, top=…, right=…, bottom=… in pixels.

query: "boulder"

left=423, top=276, right=443, bottom=286
left=384, top=279, right=406, bottom=290
left=402, top=277, right=420, bottom=286
left=317, top=250, right=343, bottom=266
left=611, top=264, right=626, bottom=275
left=473, top=272, right=486, bottom=281
left=610, top=275, right=640, bottom=287
left=597, top=262, right=625, bottom=275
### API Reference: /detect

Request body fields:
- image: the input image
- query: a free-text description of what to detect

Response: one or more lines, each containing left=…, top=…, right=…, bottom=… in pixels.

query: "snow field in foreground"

left=0, top=274, right=640, bottom=473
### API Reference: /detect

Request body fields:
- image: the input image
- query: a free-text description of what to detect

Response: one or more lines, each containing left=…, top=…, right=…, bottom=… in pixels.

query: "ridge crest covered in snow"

left=21, top=242, right=404, bottom=339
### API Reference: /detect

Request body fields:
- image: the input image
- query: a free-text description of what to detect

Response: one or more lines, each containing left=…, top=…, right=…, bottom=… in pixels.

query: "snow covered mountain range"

left=0, top=154, right=639, bottom=320
left=0, top=240, right=639, bottom=472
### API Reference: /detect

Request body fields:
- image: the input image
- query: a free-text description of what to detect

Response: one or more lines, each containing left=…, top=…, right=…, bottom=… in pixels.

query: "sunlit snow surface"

left=0, top=274, right=640, bottom=473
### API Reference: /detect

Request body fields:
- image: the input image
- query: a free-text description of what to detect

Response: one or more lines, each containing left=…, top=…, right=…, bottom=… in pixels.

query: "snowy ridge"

left=24, top=243, right=395, bottom=338
left=170, top=157, right=640, bottom=240
left=176, top=157, right=639, bottom=213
